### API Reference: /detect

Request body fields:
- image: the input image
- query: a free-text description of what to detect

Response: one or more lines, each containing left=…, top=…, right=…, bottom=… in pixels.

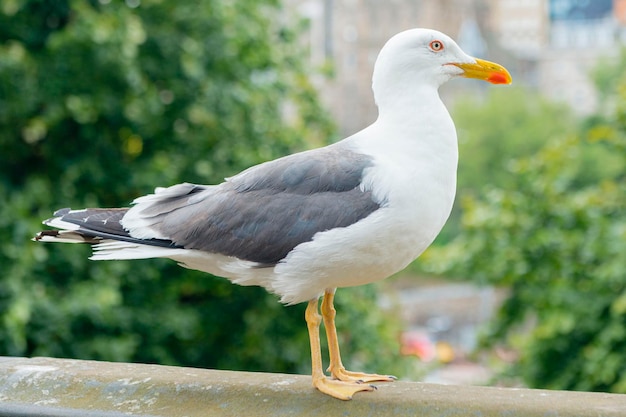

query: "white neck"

left=344, top=81, right=459, bottom=212
left=369, top=83, right=457, bottom=159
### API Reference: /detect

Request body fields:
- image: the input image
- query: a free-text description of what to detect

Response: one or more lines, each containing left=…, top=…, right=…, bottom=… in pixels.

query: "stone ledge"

left=1, top=357, right=625, bottom=416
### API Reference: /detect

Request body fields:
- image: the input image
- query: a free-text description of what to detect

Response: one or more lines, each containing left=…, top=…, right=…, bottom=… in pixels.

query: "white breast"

left=163, top=89, right=459, bottom=305
left=267, top=101, right=459, bottom=304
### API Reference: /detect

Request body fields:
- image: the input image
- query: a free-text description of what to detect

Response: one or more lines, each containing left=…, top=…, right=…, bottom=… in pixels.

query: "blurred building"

left=289, top=0, right=476, bottom=136
left=288, top=0, right=626, bottom=135
left=490, top=0, right=623, bottom=115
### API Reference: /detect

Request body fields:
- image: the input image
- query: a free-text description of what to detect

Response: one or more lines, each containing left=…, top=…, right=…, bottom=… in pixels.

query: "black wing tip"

left=53, top=208, right=72, bottom=217
left=40, top=208, right=71, bottom=226
left=33, top=230, right=58, bottom=241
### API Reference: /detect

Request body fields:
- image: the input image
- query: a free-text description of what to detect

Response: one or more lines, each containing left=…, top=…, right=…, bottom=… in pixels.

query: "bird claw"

left=328, top=366, right=397, bottom=384
left=313, top=377, right=377, bottom=400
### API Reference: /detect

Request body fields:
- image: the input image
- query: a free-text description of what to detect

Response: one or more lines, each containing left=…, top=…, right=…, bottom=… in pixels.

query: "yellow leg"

left=305, top=299, right=375, bottom=400
left=321, top=288, right=397, bottom=383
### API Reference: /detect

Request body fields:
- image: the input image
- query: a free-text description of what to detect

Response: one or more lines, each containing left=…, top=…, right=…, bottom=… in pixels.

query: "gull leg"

left=305, top=298, right=375, bottom=400
left=321, top=288, right=396, bottom=383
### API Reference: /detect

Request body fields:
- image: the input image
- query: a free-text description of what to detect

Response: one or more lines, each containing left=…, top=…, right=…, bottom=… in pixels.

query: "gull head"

left=372, top=28, right=511, bottom=108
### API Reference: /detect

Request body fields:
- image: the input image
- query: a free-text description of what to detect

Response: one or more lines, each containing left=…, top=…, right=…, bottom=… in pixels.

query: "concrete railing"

left=1, top=356, right=625, bottom=416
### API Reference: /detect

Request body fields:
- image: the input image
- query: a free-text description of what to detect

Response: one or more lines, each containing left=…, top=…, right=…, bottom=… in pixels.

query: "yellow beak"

left=451, top=58, right=512, bottom=85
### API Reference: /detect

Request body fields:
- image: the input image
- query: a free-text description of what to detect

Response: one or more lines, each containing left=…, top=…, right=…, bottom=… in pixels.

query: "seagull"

left=34, top=28, right=511, bottom=400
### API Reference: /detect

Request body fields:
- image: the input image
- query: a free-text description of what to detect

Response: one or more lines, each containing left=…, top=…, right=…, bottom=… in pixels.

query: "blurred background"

left=0, top=0, right=624, bottom=393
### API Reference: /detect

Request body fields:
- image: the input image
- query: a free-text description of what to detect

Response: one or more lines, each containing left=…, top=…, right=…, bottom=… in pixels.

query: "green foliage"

left=0, top=0, right=403, bottom=376
left=425, top=66, right=626, bottom=391
left=453, top=87, right=577, bottom=193
left=432, top=88, right=577, bottom=244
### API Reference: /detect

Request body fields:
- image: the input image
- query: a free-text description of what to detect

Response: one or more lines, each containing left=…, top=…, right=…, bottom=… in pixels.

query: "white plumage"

left=35, top=28, right=511, bottom=400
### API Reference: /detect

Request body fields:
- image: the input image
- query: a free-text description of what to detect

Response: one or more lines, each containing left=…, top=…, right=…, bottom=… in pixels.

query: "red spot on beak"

left=488, top=72, right=510, bottom=85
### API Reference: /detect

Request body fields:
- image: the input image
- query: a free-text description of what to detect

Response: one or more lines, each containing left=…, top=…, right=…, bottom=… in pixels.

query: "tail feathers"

left=33, top=229, right=100, bottom=244
left=34, top=207, right=180, bottom=249
left=91, top=240, right=188, bottom=260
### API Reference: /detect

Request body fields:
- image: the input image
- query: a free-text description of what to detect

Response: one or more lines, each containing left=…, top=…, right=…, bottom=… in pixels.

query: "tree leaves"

left=0, top=0, right=402, bottom=376
left=426, top=78, right=626, bottom=391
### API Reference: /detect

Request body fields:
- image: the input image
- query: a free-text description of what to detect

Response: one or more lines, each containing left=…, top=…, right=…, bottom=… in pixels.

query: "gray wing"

left=154, top=145, right=380, bottom=264
left=42, top=145, right=381, bottom=266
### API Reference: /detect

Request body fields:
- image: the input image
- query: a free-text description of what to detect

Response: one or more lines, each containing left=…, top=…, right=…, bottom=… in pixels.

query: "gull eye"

left=429, top=40, right=444, bottom=52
